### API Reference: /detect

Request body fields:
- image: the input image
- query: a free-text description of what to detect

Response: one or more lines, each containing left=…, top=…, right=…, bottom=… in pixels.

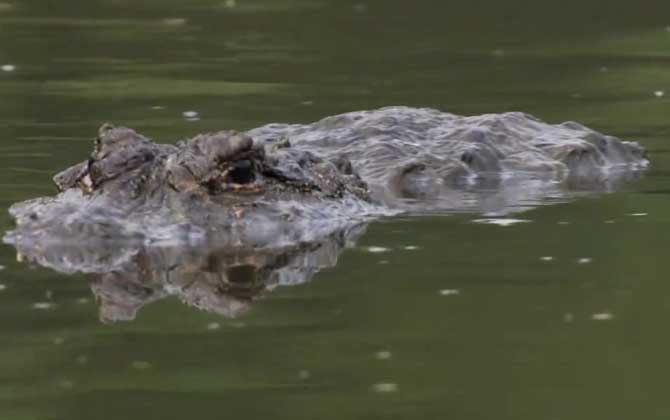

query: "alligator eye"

left=228, top=160, right=255, bottom=184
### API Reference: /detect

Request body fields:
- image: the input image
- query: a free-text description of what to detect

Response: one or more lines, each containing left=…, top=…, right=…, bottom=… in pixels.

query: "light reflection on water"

left=0, top=0, right=669, bottom=419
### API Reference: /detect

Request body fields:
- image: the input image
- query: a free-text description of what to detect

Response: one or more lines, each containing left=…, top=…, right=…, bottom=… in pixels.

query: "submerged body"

left=3, top=107, right=649, bottom=319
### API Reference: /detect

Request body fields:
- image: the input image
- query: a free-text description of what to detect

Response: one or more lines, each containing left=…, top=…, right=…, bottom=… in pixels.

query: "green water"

left=1, top=1, right=670, bottom=418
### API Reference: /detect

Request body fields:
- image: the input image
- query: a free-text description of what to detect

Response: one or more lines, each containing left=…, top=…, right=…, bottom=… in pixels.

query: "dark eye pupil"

left=229, top=160, right=255, bottom=184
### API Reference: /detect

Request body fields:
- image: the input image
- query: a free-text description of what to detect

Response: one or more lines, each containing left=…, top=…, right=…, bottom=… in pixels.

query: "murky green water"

left=1, top=1, right=670, bottom=418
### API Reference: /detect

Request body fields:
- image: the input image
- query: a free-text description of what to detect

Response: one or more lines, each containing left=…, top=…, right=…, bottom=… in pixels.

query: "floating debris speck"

left=591, top=312, right=614, bottom=321
left=403, top=245, right=420, bottom=251
left=375, top=350, right=392, bottom=360
left=206, top=322, right=221, bottom=331
left=298, top=370, right=311, bottom=380
left=365, top=246, right=390, bottom=253
left=563, top=313, right=574, bottom=323
left=540, top=256, right=554, bottom=262
left=76, top=297, right=90, bottom=304
left=223, top=0, right=236, bottom=8
left=599, top=66, right=609, bottom=73
left=151, top=105, right=166, bottom=110
left=32, top=302, right=56, bottom=310
left=58, top=379, right=75, bottom=389
left=182, top=110, right=199, bottom=119
left=353, top=3, right=367, bottom=13
left=1, top=64, right=15, bottom=72
left=654, top=90, right=665, bottom=98
left=627, top=212, right=648, bottom=217
left=162, top=18, right=187, bottom=26
left=131, top=361, right=152, bottom=370
left=0, top=265, right=5, bottom=270
left=372, top=382, right=398, bottom=393
left=439, top=289, right=460, bottom=296
left=577, top=258, right=593, bottom=264
left=472, top=218, right=530, bottom=227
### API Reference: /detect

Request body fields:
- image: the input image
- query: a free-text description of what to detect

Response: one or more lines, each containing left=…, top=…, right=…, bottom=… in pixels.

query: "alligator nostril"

left=461, top=152, right=474, bottom=165
left=228, top=160, right=255, bottom=184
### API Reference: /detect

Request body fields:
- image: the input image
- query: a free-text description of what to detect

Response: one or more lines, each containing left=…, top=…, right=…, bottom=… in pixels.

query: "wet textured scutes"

left=249, top=106, right=648, bottom=213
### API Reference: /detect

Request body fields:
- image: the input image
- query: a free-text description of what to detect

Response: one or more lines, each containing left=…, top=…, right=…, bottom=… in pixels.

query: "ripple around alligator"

left=3, top=106, right=649, bottom=321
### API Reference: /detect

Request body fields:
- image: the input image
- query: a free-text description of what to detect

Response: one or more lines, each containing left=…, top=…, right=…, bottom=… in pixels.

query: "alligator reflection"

left=13, top=225, right=365, bottom=323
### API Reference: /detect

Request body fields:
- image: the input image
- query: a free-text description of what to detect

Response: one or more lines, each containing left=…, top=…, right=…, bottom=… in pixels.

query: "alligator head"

left=5, top=123, right=373, bottom=249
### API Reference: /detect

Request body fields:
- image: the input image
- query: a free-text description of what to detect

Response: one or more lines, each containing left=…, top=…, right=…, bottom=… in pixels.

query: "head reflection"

left=13, top=226, right=365, bottom=323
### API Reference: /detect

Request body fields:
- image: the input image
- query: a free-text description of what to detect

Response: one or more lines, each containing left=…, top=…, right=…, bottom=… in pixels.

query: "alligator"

left=3, top=106, right=649, bottom=321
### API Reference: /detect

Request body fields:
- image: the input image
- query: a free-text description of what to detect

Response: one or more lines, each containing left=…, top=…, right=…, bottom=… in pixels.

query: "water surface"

left=1, top=1, right=669, bottom=419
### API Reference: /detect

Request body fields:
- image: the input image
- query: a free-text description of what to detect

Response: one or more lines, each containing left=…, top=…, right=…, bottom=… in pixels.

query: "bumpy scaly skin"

left=6, top=123, right=372, bottom=246
left=55, top=123, right=369, bottom=202
left=250, top=107, right=649, bottom=209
